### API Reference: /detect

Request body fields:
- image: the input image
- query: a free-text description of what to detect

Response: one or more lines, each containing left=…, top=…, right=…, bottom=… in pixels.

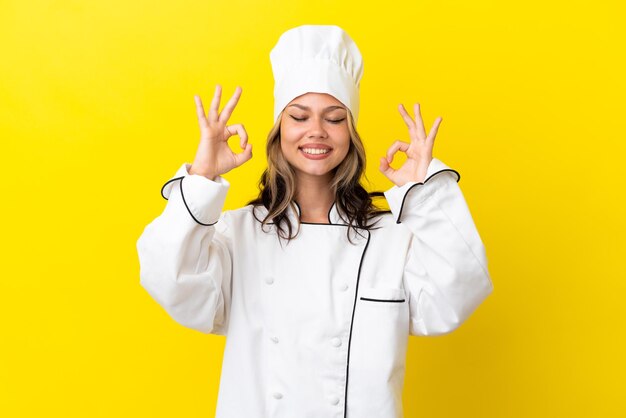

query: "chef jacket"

left=136, top=157, right=494, bottom=418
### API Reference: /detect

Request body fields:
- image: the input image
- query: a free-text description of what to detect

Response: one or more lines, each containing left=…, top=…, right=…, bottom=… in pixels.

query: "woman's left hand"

left=379, top=103, right=442, bottom=187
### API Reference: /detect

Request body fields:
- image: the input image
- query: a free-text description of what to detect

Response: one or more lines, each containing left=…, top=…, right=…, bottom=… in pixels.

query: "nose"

left=307, top=116, right=328, bottom=139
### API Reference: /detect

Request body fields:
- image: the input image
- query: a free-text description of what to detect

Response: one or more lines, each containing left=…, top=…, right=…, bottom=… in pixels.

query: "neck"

left=295, top=172, right=335, bottom=224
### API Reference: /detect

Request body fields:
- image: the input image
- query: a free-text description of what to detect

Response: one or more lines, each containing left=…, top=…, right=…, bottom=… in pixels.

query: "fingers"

left=386, top=140, right=410, bottom=163
left=379, top=157, right=395, bottom=180
left=399, top=103, right=437, bottom=142
left=413, top=103, right=426, bottom=139
left=233, top=142, right=253, bottom=167
left=381, top=139, right=409, bottom=183
left=427, top=116, right=443, bottom=141
left=398, top=104, right=415, bottom=129
left=218, top=86, right=242, bottom=124
left=224, top=123, right=248, bottom=147
left=194, top=95, right=208, bottom=127
left=208, top=84, right=222, bottom=123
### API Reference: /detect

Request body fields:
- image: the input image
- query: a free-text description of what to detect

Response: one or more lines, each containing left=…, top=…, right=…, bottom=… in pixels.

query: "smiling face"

left=280, top=92, right=351, bottom=181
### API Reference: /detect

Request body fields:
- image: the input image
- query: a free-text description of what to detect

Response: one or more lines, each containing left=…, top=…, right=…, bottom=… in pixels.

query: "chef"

left=137, top=24, right=493, bottom=418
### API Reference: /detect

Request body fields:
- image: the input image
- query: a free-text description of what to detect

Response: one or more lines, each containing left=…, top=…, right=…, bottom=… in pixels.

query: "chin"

left=293, top=163, right=337, bottom=178
left=297, top=168, right=334, bottom=177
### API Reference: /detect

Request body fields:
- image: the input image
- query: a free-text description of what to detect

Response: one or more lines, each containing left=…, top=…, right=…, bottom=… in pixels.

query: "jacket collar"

left=253, top=201, right=369, bottom=244
left=289, top=200, right=348, bottom=225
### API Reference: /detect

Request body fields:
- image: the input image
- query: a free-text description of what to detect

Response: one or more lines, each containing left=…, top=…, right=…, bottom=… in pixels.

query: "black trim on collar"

left=343, top=229, right=371, bottom=417
left=160, top=176, right=216, bottom=226
left=292, top=200, right=338, bottom=225
left=249, top=200, right=390, bottom=234
left=395, top=168, right=461, bottom=224
left=252, top=207, right=389, bottom=230
left=261, top=200, right=353, bottom=227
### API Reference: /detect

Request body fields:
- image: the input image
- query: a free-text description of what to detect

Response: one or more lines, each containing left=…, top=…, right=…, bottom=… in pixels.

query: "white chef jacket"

left=136, top=157, right=493, bottom=418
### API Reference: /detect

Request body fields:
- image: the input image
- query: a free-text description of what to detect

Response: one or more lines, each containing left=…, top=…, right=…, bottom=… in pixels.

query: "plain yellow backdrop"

left=1, top=0, right=624, bottom=417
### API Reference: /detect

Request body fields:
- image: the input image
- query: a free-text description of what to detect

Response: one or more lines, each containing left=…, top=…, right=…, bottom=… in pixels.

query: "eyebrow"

left=287, top=104, right=346, bottom=112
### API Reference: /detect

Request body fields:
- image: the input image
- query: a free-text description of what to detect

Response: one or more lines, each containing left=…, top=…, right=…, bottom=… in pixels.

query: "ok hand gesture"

left=189, top=85, right=253, bottom=180
left=379, top=103, right=442, bottom=187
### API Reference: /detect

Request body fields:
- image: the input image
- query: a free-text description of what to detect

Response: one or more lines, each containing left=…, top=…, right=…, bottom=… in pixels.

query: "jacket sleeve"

left=384, top=157, right=494, bottom=336
left=136, top=163, right=233, bottom=335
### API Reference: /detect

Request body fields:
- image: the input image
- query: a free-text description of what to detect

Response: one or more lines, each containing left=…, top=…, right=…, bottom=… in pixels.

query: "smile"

left=298, top=146, right=333, bottom=160
left=301, top=148, right=330, bottom=155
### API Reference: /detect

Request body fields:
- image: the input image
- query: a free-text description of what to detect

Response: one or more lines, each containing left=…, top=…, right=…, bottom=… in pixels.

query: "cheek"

left=336, top=131, right=351, bottom=154
left=279, top=137, right=300, bottom=165
left=279, top=139, right=291, bottom=160
left=280, top=134, right=297, bottom=155
left=281, top=125, right=303, bottom=145
left=338, top=144, right=351, bottom=161
left=279, top=127, right=292, bottom=147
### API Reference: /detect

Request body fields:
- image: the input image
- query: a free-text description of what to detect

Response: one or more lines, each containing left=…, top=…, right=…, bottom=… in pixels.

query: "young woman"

left=137, top=25, right=493, bottom=418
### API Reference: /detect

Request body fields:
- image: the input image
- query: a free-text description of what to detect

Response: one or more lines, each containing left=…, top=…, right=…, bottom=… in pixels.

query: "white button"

left=265, top=276, right=274, bottom=285
left=272, top=392, right=283, bottom=399
left=330, top=396, right=340, bottom=405
left=270, top=336, right=279, bottom=343
left=331, top=337, right=342, bottom=347
left=339, top=283, right=349, bottom=291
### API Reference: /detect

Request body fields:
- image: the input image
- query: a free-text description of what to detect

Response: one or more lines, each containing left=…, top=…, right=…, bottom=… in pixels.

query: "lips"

left=299, top=143, right=332, bottom=148
left=301, top=147, right=330, bottom=155
left=298, top=143, right=333, bottom=160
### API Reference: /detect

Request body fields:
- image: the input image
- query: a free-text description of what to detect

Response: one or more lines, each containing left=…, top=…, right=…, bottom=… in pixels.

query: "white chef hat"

left=270, top=24, right=364, bottom=125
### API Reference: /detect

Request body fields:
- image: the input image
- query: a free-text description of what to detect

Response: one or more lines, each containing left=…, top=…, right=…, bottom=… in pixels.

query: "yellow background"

left=1, top=0, right=624, bottom=416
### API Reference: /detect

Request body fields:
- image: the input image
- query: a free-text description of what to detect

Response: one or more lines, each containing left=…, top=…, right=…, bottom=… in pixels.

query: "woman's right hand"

left=189, top=85, right=253, bottom=180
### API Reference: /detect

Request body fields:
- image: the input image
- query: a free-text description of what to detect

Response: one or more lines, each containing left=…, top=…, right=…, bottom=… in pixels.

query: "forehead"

left=287, top=92, right=346, bottom=110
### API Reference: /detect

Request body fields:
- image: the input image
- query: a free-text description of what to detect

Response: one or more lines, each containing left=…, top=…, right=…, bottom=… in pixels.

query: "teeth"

left=302, top=148, right=330, bottom=155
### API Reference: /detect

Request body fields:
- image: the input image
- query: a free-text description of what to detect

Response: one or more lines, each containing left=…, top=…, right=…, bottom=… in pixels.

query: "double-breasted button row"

left=265, top=273, right=342, bottom=408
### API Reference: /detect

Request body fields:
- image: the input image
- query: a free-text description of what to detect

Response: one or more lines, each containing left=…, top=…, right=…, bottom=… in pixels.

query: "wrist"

left=189, top=166, right=217, bottom=181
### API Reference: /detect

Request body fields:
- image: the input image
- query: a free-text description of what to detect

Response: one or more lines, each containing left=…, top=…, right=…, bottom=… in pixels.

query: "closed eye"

left=290, top=115, right=345, bottom=124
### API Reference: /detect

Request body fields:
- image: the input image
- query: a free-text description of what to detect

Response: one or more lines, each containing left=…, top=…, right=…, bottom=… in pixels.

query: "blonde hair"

left=247, top=109, right=389, bottom=242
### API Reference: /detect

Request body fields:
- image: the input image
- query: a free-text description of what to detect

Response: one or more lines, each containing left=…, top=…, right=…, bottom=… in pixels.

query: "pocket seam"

left=360, top=297, right=406, bottom=303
